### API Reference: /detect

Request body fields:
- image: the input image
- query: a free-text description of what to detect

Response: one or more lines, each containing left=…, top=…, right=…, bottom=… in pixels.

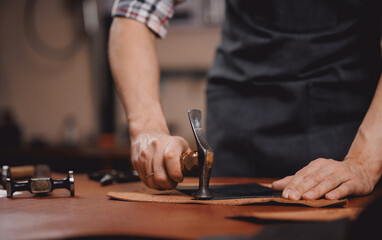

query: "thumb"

left=163, top=136, right=189, bottom=183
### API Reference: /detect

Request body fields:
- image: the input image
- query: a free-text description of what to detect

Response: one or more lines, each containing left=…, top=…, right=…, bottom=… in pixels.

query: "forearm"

left=108, top=18, right=169, bottom=138
left=273, top=74, right=382, bottom=200
left=345, top=74, right=382, bottom=184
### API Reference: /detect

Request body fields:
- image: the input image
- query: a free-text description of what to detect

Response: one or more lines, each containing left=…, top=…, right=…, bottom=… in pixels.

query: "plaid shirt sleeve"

left=112, top=0, right=181, bottom=38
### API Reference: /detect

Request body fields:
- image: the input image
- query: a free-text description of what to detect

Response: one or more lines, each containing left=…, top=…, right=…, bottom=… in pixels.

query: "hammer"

left=180, top=109, right=214, bottom=200
left=6, top=171, right=75, bottom=198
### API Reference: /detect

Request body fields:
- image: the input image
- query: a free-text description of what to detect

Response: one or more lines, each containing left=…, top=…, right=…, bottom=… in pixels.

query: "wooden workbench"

left=0, top=174, right=379, bottom=240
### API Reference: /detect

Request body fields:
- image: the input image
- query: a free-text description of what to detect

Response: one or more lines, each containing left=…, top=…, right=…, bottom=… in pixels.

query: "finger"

left=145, top=172, right=161, bottom=189
left=152, top=140, right=177, bottom=190
left=282, top=175, right=304, bottom=200
left=281, top=167, right=314, bottom=200
left=135, top=141, right=154, bottom=188
left=141, top=142, right=161, bottom=189
left=135, top=161, right=148, bottom=186
left=325, top=181, right=354, bottom=200
left=132, top=135, right=151, bottom=184
left=272, top=176, right=293, bottom=191
left=302, top=175, right=343, bottom=200
left=284, top=170, right=330, bottom=200
left=131, top=154, right=139, bottom=173
left=131, top=145, right=148, bottom=186
left=164, top=136, right=189, bottom=183
left=282, top=160, right=334, bottom=200
left=184, top=145, right=192, bottom=154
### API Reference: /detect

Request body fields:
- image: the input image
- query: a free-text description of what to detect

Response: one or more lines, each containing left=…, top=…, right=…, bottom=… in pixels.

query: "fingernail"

left=177, top=176, right=184, bottom=183
left=289, top=191, right=301, bottom=200
left=173, top=175, right=183, bottom=183
left=326, top=193, right=335, bottom=200
left=283, top=189, right=291, bottom=198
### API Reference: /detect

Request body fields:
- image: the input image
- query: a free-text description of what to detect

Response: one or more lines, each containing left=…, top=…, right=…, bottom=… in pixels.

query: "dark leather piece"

left=177, top=183, right=279, bottom=200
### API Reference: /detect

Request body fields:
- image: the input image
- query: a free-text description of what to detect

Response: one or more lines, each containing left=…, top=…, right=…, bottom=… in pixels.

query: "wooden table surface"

left=0, top=173, right=379, bottom=240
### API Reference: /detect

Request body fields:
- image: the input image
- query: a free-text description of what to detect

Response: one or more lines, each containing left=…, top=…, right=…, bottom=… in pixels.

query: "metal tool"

left=180, top=109, right=214, bottom=200
left=88, top=169, right=140, bottom=186
left=6, top=171, right=75, bottom=198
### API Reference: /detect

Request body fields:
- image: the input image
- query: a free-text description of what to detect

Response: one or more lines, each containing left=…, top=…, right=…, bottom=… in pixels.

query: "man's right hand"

left=131, top=133, right=190, bottom=190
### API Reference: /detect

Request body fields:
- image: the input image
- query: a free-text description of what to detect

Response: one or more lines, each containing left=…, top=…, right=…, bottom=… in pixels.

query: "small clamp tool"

left=180, top=109, right=214, bottom=200
left=6, top=171, right=75, bottom=198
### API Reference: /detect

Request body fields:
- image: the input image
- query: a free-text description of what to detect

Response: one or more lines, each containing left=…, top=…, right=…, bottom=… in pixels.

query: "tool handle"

left=180, top=151, right=199, bottom=175
left=10, top=165, right=35, bottom=179
left=51, top=179, right=67, bottom=190
left=12, top=181, right=30, bottom=192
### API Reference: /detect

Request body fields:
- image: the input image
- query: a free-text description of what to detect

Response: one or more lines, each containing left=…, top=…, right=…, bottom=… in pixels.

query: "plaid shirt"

left=112, top=0, right=182, bottom=38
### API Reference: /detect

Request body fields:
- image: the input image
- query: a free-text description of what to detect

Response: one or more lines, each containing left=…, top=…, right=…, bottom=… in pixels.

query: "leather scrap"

left=107, top=187, right=347, bottom=207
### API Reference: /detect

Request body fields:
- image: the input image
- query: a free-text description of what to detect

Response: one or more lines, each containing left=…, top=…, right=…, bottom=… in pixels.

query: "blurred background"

left=0, top=0, right=224, bottom=174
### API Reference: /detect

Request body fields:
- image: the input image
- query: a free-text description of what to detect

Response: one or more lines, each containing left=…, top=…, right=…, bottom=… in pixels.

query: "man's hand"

left=272, top=158, right=375, bottom=200
left=131, top=133, right=190, bottom=190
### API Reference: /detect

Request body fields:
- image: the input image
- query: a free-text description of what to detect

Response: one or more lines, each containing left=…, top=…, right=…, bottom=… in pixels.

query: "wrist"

left=127, top=106, right=169, bottom=139
left=345, top=128, right=382, bottom=184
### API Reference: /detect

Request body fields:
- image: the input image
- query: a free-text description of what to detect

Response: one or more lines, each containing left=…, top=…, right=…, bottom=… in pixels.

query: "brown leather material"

left=107, top=187, right=347, bottom=207
left=1, top=175, right=379, bottom=240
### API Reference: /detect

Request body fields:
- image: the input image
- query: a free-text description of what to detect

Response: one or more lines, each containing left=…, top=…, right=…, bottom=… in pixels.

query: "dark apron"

left=207, top=0, right=381, bottom=177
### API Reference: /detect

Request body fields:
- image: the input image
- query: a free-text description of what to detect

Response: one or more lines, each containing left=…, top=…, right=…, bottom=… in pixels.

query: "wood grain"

left=0, top=175, right=379, bottom=240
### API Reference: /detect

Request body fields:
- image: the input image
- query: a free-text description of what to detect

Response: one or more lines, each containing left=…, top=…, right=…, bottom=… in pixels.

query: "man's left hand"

left=272, top=158, right=375, bottom=200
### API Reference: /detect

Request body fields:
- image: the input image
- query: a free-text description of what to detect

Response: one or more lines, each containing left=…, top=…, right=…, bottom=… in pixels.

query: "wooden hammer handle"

left=2, top=164, right=51, bottom=179
left=9, top=165, right=35, bottom=179
left=180, top=151, right=199, bottom=175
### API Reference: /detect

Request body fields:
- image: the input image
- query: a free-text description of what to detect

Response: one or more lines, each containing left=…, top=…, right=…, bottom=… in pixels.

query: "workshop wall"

left=0, top=0, right=222, bottom=147
left=0, top=0, right=96, bottom=145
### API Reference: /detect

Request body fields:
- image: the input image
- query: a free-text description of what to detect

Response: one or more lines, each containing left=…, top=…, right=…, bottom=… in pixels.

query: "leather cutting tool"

left=180, top=109, right=214, bottom=200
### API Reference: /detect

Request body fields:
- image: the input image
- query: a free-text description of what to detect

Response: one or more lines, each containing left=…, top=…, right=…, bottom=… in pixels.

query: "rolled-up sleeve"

left=112, top=0, right=177, bottom=38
